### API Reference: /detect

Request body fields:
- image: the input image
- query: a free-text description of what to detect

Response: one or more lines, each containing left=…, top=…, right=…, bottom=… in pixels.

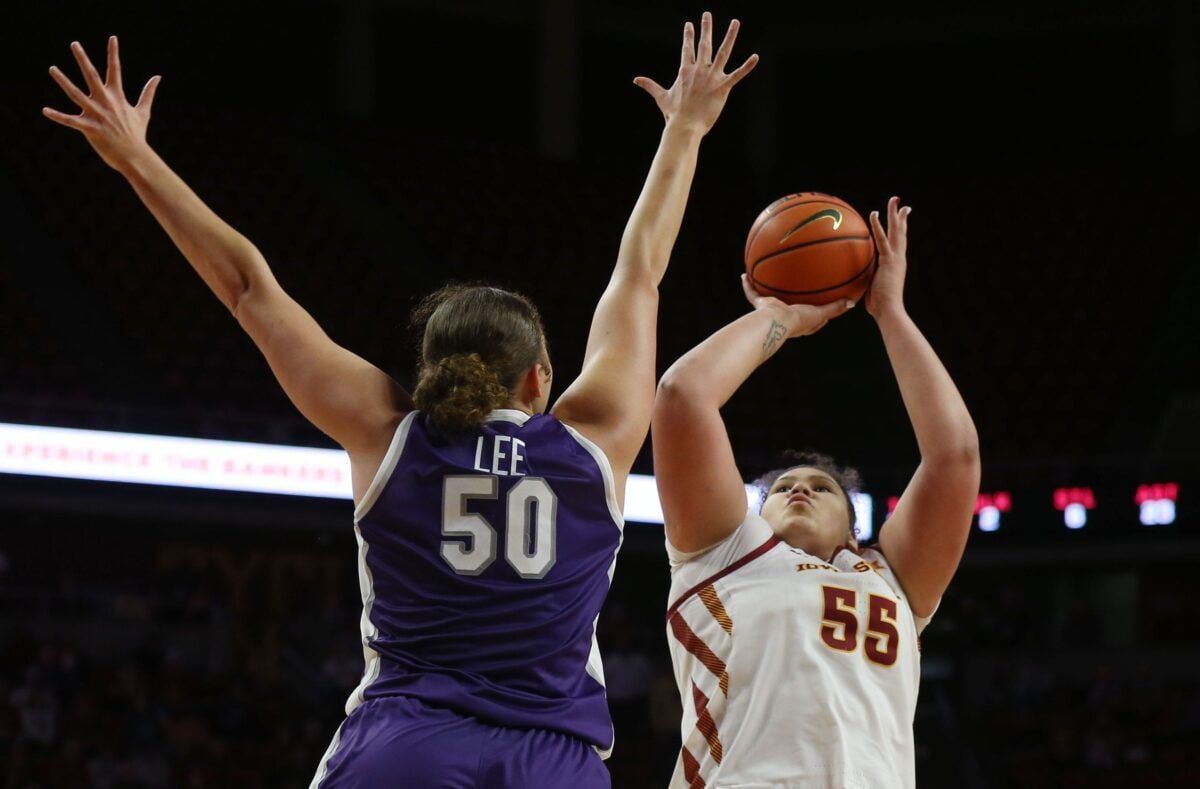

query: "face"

left=759, top=466, right=855, bottom=559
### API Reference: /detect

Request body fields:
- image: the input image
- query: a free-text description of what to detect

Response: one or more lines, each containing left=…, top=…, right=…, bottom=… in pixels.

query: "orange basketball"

left=744, top=192, right=876, bottom=306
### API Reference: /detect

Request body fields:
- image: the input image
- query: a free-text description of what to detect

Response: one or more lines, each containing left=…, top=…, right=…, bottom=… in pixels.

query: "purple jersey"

left=344, top=409, right=624, bottom=753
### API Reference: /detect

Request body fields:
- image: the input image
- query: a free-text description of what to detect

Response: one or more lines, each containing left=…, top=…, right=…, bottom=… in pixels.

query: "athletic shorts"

left=311, top=695, right=612, bottom=789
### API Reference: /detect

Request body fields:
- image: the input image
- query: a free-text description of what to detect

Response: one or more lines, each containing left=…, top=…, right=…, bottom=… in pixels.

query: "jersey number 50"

left=441, top=475, right=557, bottom=579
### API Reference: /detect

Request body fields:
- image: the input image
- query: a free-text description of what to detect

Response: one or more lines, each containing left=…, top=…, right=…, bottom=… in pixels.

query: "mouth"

left=787, top=494, right=814, bottom=509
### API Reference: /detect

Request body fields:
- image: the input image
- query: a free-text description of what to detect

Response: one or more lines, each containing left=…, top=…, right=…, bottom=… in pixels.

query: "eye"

left=815, top=485, right=831, bottom=493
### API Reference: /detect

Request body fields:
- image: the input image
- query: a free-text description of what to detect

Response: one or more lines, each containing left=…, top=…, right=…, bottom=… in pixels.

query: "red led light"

left=975, top=492, right=1012, bottom=514
left=1135, top=483, right=1178, bottom=504
left=1053, top=487, right=1096, bottom=510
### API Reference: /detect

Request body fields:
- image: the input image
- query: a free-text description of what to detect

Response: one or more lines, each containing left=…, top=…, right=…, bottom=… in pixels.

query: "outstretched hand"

left=633, top=11, right=758, bottom=135
left=866, top=196, right=912, bottom=318
left=741, top=274, right=854, bottom=341
left=43, top=36, right=161, bottom=172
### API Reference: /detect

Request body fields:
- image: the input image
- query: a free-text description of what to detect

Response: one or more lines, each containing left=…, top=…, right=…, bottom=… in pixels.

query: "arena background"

left=2, top=1, right=1198, bottom=786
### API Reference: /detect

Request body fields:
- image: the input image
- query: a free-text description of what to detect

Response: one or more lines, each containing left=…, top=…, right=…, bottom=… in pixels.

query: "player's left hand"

left=633, top=12, right=758, bottom=136
left=866, top=196, right=911, bottom=319
left=43, top=36, right=161, bottom=173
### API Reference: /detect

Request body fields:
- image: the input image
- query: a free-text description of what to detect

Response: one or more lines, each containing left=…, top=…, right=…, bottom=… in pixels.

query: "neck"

left=502, top=398, right=536, bottom=415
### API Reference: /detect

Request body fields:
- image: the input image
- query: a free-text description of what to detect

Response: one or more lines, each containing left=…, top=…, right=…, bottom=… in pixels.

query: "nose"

left=785, top=483, right=813, bottom=501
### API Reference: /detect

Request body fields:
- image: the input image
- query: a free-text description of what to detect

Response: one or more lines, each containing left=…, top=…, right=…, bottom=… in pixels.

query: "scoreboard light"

left=0, top=422, right=676, bottom=524
left=1136, top=482, right=1178, bottom=526
left=975, top=491, right=1012, bottom=532
left=1054, top=487, right=1096, bottom=529
left=852, top=493, right=874, bottom=542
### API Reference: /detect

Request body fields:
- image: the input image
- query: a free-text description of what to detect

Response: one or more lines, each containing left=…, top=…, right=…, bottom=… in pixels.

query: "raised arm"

left=551, top=12, right=757, bottom=487
left=653, top=280, right=852, bottom=553
left=868, top=198, right=981, bottom=618
left=43, top=38, right=409, bottom=496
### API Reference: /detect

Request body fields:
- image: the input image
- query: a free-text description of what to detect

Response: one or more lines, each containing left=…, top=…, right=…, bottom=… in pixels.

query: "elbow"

left=612, top=254, right=662, bottom=293
left=655, top=366, right=692, bottom=403
left=226, top=245, right=272, bottom=317
left=614, top=235, right=668, bottom=282
left=925, top=433, right=981, bottom=472
left=227, top=275, right=255, bottom=319
left=654, top=364, right=710, bottom=417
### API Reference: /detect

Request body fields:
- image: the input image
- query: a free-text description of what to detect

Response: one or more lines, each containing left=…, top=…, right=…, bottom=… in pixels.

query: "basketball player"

left=651, top=198, right=980, bottom=788
left=42, top=14, right=757, bottom=788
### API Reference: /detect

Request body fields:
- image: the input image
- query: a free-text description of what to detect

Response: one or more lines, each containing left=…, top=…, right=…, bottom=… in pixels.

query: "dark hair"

left=753, top=450, right=864, bottom=540
left=409, top=284, right=548, bottom=432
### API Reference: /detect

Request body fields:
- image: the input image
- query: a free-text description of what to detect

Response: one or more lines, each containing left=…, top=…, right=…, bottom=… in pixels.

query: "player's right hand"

left=741, top=274, right=855, bottom=339
left=43, top=36, right=161, bottom=172
left=633, top=12, right=758, bottom=135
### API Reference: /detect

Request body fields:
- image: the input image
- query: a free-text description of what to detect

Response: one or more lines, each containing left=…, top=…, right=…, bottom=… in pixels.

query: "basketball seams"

left=745, top=196, right=856, bottom=258
left=750, top=253, right=875, bottom=296
left=749, top=234, right=872, bottom=275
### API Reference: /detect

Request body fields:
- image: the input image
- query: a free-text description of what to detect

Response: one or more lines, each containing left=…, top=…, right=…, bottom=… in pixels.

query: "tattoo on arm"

left=762, top=320, right=787, bottom=356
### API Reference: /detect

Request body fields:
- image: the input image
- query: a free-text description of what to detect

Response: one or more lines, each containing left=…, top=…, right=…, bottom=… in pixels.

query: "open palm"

left=43, top=36, right=161, bottom=171
left=633, top=12, right=758, bottom=135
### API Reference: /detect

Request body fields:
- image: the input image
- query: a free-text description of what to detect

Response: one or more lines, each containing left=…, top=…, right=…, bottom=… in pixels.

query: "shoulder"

left=666, top=510, right=781, bottom=616
left=350, top=410, right=420, bottom=520
left=667, top=509, right=778, bottom=574
left=856, top=545, right=938, bottom=635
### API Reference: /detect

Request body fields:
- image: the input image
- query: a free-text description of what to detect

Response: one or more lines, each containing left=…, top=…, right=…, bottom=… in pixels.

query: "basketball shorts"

left=311, top=695, right=611, bottom=789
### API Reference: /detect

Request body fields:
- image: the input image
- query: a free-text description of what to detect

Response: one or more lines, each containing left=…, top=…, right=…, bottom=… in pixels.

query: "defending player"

left=42, top=14, right=756, bottom=788
left=651, top=198, right=980, bottom=788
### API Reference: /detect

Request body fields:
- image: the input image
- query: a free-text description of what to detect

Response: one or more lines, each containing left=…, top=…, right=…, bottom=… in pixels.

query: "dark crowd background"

left=2, top=1, right=1198, bottom=787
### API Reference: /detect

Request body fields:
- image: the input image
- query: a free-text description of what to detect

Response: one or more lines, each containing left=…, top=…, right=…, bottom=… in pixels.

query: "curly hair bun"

left=413, top=352, right=510, bottom=432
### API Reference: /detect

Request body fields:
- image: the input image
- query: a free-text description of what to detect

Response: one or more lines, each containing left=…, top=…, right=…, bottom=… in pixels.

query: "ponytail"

left=409, top=284, right=547, bottom=432
left=413, top=352, right=511, bottom=432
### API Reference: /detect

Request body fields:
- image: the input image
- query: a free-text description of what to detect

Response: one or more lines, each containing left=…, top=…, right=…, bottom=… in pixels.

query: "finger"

left=137, top=75, right=162, bottom=112
left=632, top=76, right=666, bottom=100
left=887, top=195, right=901, bottom=231
left=681, top=21, right=695, bottom=66
left=48, top=66, right=94, bottom=111
left=712, top=18, right=739, bottom=72
left=106, top=35, right=124, bottom=98
left=894, top=205, right=911, bottom=250
left=741, top=273, right=760, bottom=305
left=69, top=41, right=105, bottom=96
left=724, top=54, right=759, bottom=88
left=869, top=210, right=889, bottom=250
left=817, top=298, right=855, bottom=321
left=697, top=12, right=713, bottom=64
left=42, top=106, right=93, bottom=132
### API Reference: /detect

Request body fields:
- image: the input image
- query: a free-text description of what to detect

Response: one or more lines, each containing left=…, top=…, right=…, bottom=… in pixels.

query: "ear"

left=523, top=363, right=546, bottom=401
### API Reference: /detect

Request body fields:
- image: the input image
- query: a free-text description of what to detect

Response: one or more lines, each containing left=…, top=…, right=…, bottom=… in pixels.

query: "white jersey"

left=665, top=509, right=932, bottom=789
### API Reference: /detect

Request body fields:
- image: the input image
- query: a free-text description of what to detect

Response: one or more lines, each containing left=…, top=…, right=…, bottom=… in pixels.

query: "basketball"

left=744, top=193, right=876, bottom=305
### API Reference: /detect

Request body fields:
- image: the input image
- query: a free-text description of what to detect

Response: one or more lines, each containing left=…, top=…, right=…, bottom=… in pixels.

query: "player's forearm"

left=659, top=307, right=792, bottom=410
left=117, top=145, right=272, bottom=311
left=615, top=120, right=704, bottom=285
left=875, top=306, right=979, bottom=464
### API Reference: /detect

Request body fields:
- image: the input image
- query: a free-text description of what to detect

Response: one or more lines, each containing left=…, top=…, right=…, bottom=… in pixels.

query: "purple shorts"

left=311, top=696, right=612, bottom=789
